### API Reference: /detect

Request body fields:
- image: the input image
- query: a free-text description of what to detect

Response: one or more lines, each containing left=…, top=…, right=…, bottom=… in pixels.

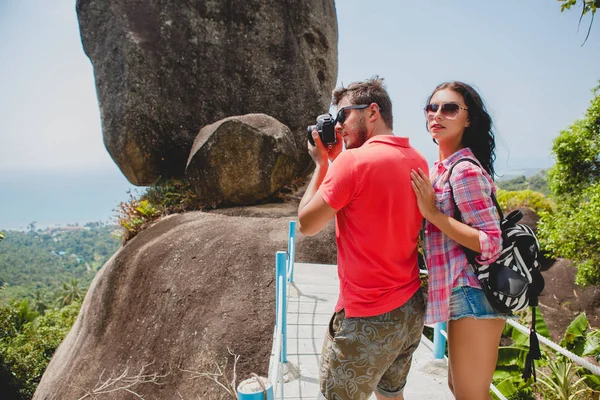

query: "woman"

left=410, top=81, right=509, bottom=400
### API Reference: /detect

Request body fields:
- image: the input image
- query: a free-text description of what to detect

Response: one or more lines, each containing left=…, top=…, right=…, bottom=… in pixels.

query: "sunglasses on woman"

left=424, top=102, right=468, bottom=118
left=335, top=104, right=369, bottom=125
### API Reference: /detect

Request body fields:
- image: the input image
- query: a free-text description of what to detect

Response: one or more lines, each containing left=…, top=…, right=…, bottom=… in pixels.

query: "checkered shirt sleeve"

left=423, top=153, right=502, bottom=324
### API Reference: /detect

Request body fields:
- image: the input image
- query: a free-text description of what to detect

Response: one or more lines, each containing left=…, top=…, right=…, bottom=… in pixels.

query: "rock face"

left=33, top=210, right=336, bottom=400
left=540, top=258, right=600, bottom=341
left=186, top=114, right=298, bottom=206
left=76, top=0, right=338, bottom=185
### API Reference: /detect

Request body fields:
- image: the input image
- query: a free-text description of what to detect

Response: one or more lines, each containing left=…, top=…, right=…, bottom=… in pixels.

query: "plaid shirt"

left=423, top=148, right=502, bottom=324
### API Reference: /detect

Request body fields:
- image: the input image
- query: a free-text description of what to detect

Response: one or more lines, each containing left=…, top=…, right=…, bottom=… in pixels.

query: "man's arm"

left=297, top=131, right=338, bottom=236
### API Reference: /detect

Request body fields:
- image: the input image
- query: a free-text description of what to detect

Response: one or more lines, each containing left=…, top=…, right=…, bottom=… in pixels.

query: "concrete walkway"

left=269, top=262, right=454, bottom=399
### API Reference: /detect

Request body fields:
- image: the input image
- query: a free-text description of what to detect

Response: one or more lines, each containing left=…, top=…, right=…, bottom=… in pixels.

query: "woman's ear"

left=465, top=118, right=471, bottom=128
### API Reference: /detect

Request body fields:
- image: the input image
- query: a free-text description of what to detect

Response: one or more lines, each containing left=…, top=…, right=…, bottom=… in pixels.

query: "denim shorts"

left=449, top=286, right=513, bottom=320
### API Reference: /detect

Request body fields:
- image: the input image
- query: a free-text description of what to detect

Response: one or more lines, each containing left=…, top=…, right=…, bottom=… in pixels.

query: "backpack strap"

left=446, top=157, right=502, bottom=266
left=447, top=158, right=504, bottom=224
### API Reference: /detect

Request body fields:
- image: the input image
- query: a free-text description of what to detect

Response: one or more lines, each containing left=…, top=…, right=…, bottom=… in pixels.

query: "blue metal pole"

left=433, top=322, right=447, bottom=359
left=287, top=220, right=297, bottom=283
left=276, top=251, right=288, bottom=363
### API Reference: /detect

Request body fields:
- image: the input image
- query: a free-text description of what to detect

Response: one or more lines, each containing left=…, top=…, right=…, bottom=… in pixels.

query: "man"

left=298, top=77, right=428, bottom=400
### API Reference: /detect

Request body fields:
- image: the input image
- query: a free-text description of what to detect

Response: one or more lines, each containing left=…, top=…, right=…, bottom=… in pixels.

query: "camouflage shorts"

left=319, top=288, right=426, bottom=400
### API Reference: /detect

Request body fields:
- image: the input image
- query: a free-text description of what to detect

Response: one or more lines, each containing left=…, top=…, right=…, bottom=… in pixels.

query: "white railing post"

left=287, top=221, right=297, bottom=283
left=275, top=251, right=287, bottom=363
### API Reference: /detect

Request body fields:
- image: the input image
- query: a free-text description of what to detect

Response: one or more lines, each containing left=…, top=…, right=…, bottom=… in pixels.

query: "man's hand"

left=326, top=131, right=344, bottom=162
left=298, top=131, right=339, bottom=236
left=309, top=130, right=344, bottom=165
left=308, top=130, right=329, bottom=168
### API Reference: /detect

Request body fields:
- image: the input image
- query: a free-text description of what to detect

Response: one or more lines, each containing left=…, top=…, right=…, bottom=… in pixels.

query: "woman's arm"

left=411, top=168, right=482, bottom=252
left=411, top=165, right=502, bottom=261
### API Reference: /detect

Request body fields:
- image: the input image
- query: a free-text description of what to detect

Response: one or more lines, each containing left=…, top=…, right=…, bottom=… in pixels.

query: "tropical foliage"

left=559, top=0, right=599, bottom=45
left=0, top=222, right=119, bottom=304
left=538, top=84, right=600, bottom=286
left=493, top=310, right=600, bottom=399
left=497, top=170, right=549, bottom=195
left=0, top=223, right=114, bottom=398
left=0, top=299, right=81, bottom=399
left=496, top=189, right=554, bottom=215
left=115, top=179, right=201, bottom=243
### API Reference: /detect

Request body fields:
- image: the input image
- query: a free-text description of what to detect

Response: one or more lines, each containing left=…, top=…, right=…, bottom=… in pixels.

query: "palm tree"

left=31, top=290, right=49, bottom=315
left=10, top=299, right=39, bottom=334
left=55, top=279, right=85, bottom=308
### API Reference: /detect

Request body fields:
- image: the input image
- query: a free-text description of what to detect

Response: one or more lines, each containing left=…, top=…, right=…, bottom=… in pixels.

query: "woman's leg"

left=447, top=317, right=505, bottom=400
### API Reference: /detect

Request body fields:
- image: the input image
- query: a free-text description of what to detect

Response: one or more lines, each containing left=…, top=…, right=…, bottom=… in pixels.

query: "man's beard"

left=346, top=119, right=368, bottom=149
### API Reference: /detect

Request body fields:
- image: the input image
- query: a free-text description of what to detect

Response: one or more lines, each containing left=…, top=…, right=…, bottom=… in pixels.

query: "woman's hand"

left=410, top=168, right=439, bottom=221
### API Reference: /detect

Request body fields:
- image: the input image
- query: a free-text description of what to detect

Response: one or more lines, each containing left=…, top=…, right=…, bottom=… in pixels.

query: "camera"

left=307, top=113, right=336, bottom=146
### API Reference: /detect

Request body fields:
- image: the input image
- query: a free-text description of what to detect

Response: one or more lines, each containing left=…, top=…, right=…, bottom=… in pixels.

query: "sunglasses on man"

left=335, top=104, right=370, bottom=125
left=424, top=102, right=468, bottom=118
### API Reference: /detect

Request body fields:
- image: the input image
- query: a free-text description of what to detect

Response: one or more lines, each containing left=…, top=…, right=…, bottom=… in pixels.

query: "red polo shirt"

left=319, top=135, right=428, bottom=317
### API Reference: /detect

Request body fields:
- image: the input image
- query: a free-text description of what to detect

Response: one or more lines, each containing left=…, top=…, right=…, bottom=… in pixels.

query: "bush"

left=115, top=179, right=202, bottom=244
left=496, top=189, right=554, bottom=215
left=538, top=184, right=600, bottom=286
left=497, top=170, right=549, bottom=195
left=0, top=301, right=81, bottom=398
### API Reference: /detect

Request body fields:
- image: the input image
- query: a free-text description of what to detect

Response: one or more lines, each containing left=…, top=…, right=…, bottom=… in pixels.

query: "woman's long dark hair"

left=426, top=81, right=497, bottom=179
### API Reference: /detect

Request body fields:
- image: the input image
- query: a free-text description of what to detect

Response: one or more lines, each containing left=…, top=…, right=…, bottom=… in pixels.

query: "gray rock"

left=33, top=210, right=336, bottom=400
left=76, top=0, right=338, bottom=185
left=185, top=114, right=298, bottom=206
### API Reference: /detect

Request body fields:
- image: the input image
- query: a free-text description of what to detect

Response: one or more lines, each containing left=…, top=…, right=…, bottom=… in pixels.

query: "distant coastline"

left=0, top=170, right=136, bottom=231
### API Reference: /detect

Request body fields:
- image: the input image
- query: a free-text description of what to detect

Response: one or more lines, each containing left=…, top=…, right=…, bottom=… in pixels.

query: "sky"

left=0, top=0, right=599, bottom=230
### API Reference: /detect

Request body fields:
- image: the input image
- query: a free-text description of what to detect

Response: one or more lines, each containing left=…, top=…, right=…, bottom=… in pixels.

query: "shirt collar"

left=365, top=135, right=410, bottom=147
left=435, top=147, right=475, bottom=172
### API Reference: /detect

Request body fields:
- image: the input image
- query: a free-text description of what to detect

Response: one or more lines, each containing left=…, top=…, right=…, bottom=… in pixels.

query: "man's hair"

left=332, top=76, right=393, bottom=130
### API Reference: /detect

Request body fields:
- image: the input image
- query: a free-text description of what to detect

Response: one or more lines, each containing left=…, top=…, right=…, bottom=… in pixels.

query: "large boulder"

left=76, top=0, right=338, bottom=185
left=185, top=114, right=298, bottom=206
left=33, top=210, right=336, bottom=400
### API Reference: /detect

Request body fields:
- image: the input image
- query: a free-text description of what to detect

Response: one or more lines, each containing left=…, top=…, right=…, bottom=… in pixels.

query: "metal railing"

left=269, top=221, right=296, bottom=399
left=428, top=272, right=600, bottom=399
left=269, top=225, right=600, bottom=400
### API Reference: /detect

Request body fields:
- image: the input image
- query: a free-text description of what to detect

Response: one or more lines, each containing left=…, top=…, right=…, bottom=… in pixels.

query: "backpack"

left=448, top=158, right=545, bottom=380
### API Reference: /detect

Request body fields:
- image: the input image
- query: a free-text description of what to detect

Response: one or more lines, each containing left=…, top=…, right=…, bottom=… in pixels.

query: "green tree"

left=0, top=300, right=39, bottom=339
left=538, top=83, right=600, bottom=285
left=538, top=185, right=600, bottom=285
left=0, top=223, right=119, bottom=304
left=55, top=279, right=85, bottom=308
left=0, top=353, right=22, bottom=400
left=30, top=290, right=48, bottom=315
left=559, top=0, right=599, bottom=45
left=548, top=85, right=600, bottom=197
left=0, top=301, right=81, bottom=399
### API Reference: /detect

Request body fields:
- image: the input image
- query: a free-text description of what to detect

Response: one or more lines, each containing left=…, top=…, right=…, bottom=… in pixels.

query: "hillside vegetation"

left=497, top=170, right=549, bottom=195
left=0, top=223, right=119, bottom=399
left=0, top=222, right=120, bottom=304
